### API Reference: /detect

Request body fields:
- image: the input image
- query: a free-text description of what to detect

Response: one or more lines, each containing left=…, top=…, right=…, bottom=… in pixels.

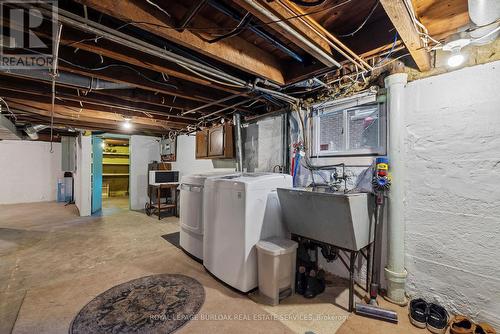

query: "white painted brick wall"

left=404, top=61, right=500, bottom=327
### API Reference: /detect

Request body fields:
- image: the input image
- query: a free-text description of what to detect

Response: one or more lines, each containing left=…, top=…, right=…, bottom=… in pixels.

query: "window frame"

left=311, top=102, right=387, bottom=158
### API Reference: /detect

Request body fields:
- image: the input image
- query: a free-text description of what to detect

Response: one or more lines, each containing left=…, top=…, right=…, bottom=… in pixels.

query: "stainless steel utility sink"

left=277, top=188, right=375, bottom=251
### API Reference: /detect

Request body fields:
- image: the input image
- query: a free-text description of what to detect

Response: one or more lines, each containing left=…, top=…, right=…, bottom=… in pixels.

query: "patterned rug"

left=70, top=274, right=205, bottom=334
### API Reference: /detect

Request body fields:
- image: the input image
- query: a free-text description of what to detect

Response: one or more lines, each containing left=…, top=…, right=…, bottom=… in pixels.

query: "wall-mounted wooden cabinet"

left=196, top=123, right=234, bottom=159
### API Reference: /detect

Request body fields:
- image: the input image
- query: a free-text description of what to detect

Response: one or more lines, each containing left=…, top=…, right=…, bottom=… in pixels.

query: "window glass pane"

left=347, top=107, right=379, bottom=150
left=318, top=110, right=344, bottom=152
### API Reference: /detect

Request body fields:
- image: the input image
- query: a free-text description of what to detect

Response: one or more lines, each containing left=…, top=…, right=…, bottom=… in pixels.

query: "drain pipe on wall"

left=233, top=113, right=243, bottom=172
left=384, top=72, right=409, bottom=305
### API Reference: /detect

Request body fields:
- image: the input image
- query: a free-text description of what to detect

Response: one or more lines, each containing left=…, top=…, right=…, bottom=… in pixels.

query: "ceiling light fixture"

left=122, top=116, right=132, bottom=130
left=447, top=49, right=465, bottom=67
left=442, top=38, right=469, bottom=68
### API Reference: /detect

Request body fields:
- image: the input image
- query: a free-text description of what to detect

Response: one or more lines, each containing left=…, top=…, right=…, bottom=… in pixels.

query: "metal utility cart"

left=145, top=183, right=178, bottom=220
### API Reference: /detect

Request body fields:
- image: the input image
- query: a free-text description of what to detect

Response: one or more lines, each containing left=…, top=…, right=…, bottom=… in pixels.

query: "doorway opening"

left=91, top=134, right=130, bottom=215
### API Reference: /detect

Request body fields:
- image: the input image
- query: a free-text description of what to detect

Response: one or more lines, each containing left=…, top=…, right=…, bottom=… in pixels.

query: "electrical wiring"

left=50, top=23, right=63, bottom=154
left=375, top=32, right=398, bottom=66
left=146, top=0, right=171, bottom=18
left=338, top=0, right=379, bottom=38
left=402, top=0, right=441, bottom=48
left=67, top=0, right=352, bottom=35
left=470, top=25, right=500, bottom=43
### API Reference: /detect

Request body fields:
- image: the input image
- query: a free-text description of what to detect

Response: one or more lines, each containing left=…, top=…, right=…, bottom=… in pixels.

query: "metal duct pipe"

left=24, top=124, right=49, bottom=140
left=239, top=0, right=340, bottom=68
left=233, top=113, right=243, bottom=172
left=468, top=0, right=500, bottom=45
left=207, top=0, right=305, bottom=63
left=6, top=69, right=133, bottom=90
left=384, top=73, right=408, bottom=305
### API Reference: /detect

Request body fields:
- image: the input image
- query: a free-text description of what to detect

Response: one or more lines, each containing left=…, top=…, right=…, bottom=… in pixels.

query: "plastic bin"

left=256, top=238, right=298, bottom=306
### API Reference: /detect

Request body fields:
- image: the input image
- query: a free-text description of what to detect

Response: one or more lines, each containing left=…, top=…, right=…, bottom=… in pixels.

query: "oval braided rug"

left=70, top=274, right=205, bottom=334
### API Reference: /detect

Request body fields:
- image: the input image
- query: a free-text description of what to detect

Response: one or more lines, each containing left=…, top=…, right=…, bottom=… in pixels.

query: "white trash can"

left=256, top=238, right=298, bottom=306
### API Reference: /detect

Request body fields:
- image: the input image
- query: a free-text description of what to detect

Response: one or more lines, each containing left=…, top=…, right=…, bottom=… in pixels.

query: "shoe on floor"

left=474, top=323, right=496, bottom=334
left=451, top=315, right=476, bottom=334
left=303, top=269, right=325, bottom=299
left=295, top=266, right=307, bottom=295
left=409, top=298, right=428, bottom=328
left=427, top=303, right=449, bottom=334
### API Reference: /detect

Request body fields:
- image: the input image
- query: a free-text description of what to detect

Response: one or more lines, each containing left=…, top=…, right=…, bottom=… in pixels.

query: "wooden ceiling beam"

left=0, top=87, right=193, bottom=124
left=6, top=99, right=186, bottom=130
left=75, top=0, right=285, bottom=84
left=380, top=0, right=431, bottom=71
left=14, top=113, right=163, bottom=135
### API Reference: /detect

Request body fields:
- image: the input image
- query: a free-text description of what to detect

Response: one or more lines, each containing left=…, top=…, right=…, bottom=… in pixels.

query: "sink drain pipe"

left=384, top=72, right=408, bottom=305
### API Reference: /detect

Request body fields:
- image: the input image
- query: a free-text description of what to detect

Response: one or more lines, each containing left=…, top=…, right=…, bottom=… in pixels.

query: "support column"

left=233, top=113, right=243, bottom=172
left=384, top=72, right=408, bottom=305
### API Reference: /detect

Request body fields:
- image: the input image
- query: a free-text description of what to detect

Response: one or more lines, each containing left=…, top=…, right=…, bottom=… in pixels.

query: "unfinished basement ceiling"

left=0, top=0, right=470, bottom=137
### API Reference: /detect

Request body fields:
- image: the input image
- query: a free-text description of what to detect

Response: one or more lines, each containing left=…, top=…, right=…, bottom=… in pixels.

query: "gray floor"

left=0, top=201, right=294, bottom=334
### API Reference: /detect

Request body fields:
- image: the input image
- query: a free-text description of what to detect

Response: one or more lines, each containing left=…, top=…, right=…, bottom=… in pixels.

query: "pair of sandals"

left=450, top=315, right=496, bottom=334
left=409, top=298, right=449, bottom=334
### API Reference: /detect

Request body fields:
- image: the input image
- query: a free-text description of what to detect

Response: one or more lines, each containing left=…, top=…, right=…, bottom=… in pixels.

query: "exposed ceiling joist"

left=234, top=0, right=337, bottom=67
left=75, top=0, right=286, bottom=84
left=412, top=0, right=470, bottom=40
left=380, top=0, right=431, bottom=71
left=7, top=100, right=184, bottom=130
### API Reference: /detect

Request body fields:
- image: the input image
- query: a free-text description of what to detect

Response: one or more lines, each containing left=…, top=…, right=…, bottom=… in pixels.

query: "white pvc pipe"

left=384, top=73, right=408, bottom=305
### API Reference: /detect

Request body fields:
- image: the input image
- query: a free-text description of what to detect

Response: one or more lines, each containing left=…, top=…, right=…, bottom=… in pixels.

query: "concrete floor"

left=0, top=201, right=420, bottom=334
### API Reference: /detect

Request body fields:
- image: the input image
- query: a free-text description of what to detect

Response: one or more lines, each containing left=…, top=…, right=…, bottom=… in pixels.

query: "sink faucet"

left=330, top=168, right=350, bottom=192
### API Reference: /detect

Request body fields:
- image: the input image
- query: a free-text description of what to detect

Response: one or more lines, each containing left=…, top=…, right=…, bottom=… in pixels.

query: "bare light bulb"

left=122, top=117, right=132, bottom=130
left=447, top=49, right=465, bottom=67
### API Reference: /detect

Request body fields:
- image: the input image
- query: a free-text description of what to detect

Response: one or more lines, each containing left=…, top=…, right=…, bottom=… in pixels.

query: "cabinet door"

left=208, top=126, right=224, bottom=157
left=195, top=129, right=208, bottom=158
left=223, top=123, right=235, bottom=159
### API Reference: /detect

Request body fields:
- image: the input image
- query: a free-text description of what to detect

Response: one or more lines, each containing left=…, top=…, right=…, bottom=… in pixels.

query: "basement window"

left=312, top=103, right=386, bottom=157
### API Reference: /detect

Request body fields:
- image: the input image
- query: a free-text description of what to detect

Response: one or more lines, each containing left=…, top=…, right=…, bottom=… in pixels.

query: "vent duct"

left=0, top=114, right=22, bottom=140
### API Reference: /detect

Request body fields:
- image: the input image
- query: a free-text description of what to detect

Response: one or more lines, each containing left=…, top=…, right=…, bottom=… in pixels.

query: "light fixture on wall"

left=100, top=142, right=106, bottom=149
left=122, top=116, right=132, bottom=130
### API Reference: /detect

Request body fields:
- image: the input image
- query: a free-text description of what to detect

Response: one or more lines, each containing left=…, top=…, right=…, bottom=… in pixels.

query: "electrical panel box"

left=160, top=137, right=176, bottom=162
left=61, top=136, right=76, bottom=172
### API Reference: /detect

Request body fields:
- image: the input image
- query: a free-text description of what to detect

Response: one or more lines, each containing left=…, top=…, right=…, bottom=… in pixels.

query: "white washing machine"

left=179, top=172, right=237, bottom=261
left=203, top=173, right=292, bottom=292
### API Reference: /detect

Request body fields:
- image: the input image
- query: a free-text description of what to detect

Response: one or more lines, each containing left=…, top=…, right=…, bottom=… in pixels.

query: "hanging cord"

left=50, top=23, right=63, bottom=154
left=339, top=0, right=379, bottom=37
